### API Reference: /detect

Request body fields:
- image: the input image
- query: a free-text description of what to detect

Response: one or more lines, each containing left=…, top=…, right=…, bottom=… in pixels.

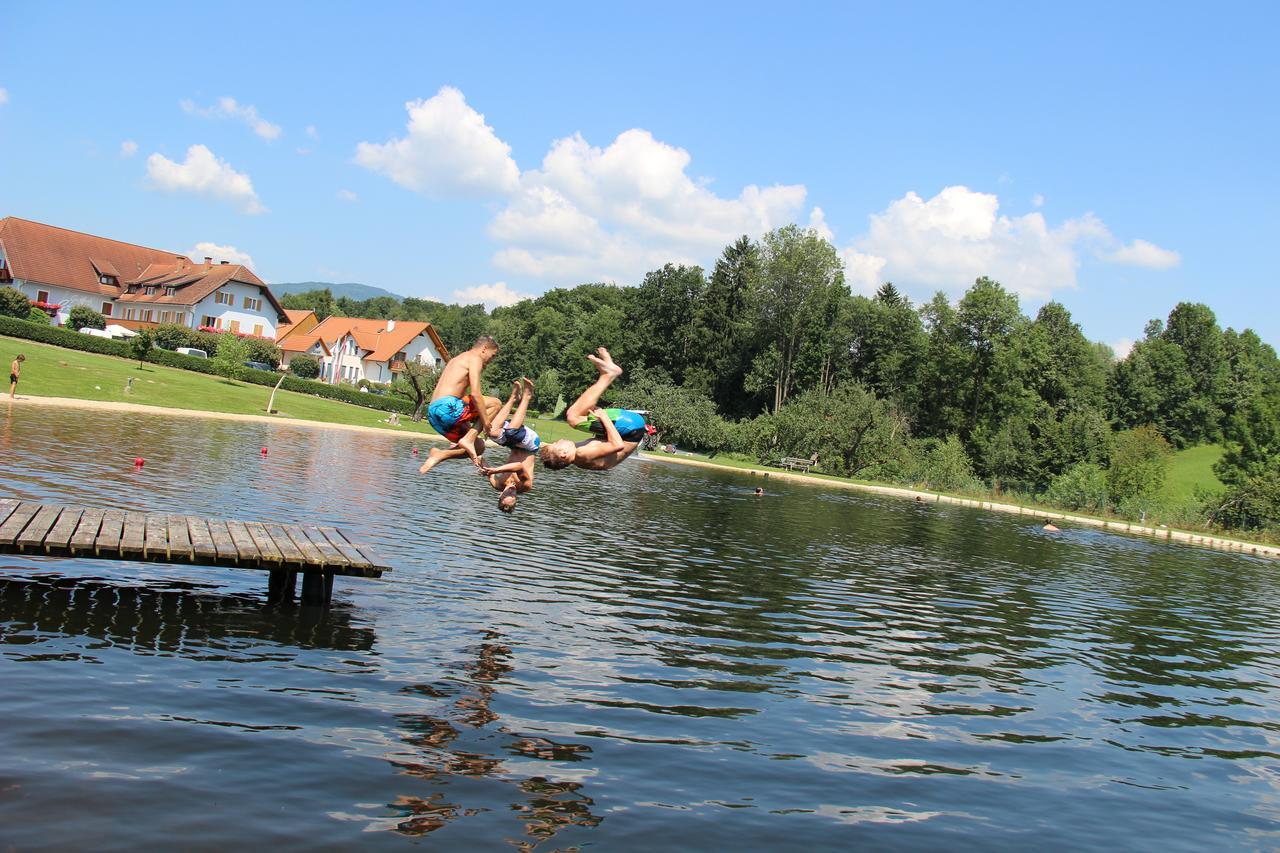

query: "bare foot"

left=418, top=447, right=449, bottom=474
left=587, top=349, right=623, bottom=378
left=522, top=375, right=535, bottom=396
left=511, top=380, right=522, bottom=401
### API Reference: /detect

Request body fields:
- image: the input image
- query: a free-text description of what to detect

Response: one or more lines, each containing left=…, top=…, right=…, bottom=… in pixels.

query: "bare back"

left=572, top=437, right=641, bottom=471
left=432, top=349, right=484, bottom=401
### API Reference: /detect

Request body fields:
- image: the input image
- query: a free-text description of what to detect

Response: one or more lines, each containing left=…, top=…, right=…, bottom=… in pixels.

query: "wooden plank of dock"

left=0, top=498, right=392, bottom=605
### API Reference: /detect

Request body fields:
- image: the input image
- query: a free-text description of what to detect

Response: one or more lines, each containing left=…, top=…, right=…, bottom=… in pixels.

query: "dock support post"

left=301, top=571, right=333, bottom=606
left=267, top=570, right=297, bottom=605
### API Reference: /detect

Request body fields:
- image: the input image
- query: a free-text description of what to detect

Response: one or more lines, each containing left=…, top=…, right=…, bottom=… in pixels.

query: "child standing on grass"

left=9, top=354, right=24, bottom=399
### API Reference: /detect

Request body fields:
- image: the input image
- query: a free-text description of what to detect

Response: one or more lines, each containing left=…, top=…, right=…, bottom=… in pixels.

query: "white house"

left=0, top=216, right=285, bottom=335
left=310, top=316, right=450, bottom=384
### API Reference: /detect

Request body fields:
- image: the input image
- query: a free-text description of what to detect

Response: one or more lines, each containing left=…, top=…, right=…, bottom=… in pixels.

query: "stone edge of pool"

left=10, top=394, right=1278, bottom=562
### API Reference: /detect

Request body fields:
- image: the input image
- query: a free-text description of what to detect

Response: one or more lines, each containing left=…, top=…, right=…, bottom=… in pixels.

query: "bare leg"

left=419, top=444, right=468, bottom=474
left=487, top=383, right=521, bottom=440
left=565, top=348, right=623, bottom=427
left=507, top=377, right=534, bottom=430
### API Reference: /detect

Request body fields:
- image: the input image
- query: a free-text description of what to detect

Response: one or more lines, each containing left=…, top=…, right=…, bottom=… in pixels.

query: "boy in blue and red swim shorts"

left=419, top=336, right=501, bottom=474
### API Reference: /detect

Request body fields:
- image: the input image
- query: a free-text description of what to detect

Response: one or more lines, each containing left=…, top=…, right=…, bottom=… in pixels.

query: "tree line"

left=281, top=225, right=1280, bottom=536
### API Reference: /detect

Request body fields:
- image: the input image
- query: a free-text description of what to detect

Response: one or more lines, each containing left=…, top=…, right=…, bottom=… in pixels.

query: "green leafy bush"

left=129, top=329, right=154, bottom=365
left=151, top=323, right=197, bottom=350
left=290, top=354, right=320, bottom=379
left=25, top=307, right=50, bottom=325
left=1107, top=426, right=1171, bottom=507
left=67, top=305, right=107, bottom=331
left=0, top=287, right=29, bottom=318
left=907, top=435, right=980, bottom=492
left=1044, top=462, right=1108, bottom=511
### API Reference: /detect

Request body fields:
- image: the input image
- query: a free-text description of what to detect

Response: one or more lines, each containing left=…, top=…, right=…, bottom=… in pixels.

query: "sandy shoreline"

left=6, top=393, right=445, bottom=442
left=10, top=394, right=1278, bottom=561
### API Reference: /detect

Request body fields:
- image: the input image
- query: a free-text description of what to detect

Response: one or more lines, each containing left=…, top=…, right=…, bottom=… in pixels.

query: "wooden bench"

left=778, top=456, right=817, bottom=473
left=0, top=498, right=390, bottom=606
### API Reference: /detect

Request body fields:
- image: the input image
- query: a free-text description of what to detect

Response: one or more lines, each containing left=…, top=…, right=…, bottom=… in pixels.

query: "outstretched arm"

left=480, top=459, right=526, bottom=475
left=468, top=359, right=492, bottom=431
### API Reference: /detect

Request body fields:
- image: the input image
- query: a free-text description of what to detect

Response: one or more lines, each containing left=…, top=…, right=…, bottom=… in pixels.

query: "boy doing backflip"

left=421, top=336, right=502, bottom=472
left=478, top=377, right=540, bottom=513
left=539, top=348, right=648, bottom=472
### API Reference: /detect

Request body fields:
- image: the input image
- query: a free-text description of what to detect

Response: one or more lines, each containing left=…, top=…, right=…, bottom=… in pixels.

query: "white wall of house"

left=188, top=280, right=281, bottom=338
left=321, top=329, right=446, bottom=384
left=280, top=341, right=328, bottom=369
left=8, top=279, right=116, bottom=325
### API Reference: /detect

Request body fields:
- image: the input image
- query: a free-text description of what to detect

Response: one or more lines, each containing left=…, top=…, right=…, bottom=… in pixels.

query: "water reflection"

left=389, top=631, right=602, bottom=847
left=0, top=573, right=376, bottom=655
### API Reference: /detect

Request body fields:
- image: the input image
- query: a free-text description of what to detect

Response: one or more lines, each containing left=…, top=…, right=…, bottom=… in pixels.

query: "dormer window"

left=143, top=286, right=157, bottom=296
left=164, top=286, right=176, bottom=297
left=98, top=274, right=118, bottom=286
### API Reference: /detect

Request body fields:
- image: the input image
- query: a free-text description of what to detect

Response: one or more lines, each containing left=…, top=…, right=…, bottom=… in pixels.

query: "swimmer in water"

left=1043, top=519, right=1060, bottom=532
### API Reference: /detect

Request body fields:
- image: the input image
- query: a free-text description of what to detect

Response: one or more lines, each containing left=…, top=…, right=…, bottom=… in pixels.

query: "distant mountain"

left=270, top=281, right=405, bottom=302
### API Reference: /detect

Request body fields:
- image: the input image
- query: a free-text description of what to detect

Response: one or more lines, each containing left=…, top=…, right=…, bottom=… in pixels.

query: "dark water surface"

left=2, top=406, right=1279, bottom=850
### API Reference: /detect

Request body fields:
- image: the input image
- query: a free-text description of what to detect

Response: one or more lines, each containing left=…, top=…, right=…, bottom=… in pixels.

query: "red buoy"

left=134, top=457, right=145, bottom=467
left=412, top=447, right=419, bottom=456
left=261, top=447, right=268, bottom=456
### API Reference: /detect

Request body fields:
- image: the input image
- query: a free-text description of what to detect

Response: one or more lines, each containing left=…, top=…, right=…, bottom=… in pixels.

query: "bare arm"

left=468, top=359, right=492, bottom=431
left=591, top=408, right=626, bottom=452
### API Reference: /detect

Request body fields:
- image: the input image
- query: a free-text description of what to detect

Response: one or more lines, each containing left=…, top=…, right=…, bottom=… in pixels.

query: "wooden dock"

left=0, top=498, right=391, bottom=605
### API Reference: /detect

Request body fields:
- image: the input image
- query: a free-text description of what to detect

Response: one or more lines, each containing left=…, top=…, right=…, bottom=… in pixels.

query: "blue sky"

left=2, top=1, right=1276, bottom=351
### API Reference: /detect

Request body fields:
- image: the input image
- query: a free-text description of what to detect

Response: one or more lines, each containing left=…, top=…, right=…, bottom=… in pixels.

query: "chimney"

left=220, top=260, right=229, bottom=265
left=204, top=256, right=213, bottom=266
left=386, top=319, right=395, bottom=332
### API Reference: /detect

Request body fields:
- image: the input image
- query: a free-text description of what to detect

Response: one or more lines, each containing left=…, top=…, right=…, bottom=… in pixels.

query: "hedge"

left=0, top=316, right=415, bottom=416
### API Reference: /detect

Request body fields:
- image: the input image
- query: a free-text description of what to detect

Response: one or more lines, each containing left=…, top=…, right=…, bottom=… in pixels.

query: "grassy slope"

left=3, top=335, right=439, bottom=435
left=1163, top=444, right=1225, bottom=502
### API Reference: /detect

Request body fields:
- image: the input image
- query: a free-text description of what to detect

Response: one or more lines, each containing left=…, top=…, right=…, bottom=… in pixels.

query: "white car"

left=175, top=347, right=209, bottom=359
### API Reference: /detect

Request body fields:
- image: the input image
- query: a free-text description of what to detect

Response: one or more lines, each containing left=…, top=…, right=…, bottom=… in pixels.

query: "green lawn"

left=1163, top=444, right=1225, bottom=502
left=3, top=335, right=441, bottom=435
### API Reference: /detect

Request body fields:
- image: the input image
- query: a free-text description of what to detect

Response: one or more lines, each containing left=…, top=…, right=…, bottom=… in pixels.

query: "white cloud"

left=839, top=185, right=1173, bottom=300
left=120, top=140, right=138, bottom=158
left=1032, top=193, right=1045, bottom=208
left=1105, top=238, right=1181, bottom=269
left=490, top=128, right=808, bottom=282
left=452, top=281, right=530, bottom=309
left=189, top=242, right=255, bottom=269
left=336, top=189, right=358, bottom=202
left=1111, top=337, right=1135, bottom=360
left=807, top=206, right=834, bottom=242
left=305, top=125, right=318, bottom=139
left=354, top=86, right=519, bottom=197
left=181, top=96, right=282, bottom=141
left=146, top=144, right=267, bottom=214
left=0, top=87, right=8, bottom=105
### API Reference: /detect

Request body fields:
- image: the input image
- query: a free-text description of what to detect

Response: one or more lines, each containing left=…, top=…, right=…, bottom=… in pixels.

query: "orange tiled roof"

left=117, top=260, right=287, bottom=321
left=275, top=309, right=318, bottom=343
left=312, top=316, right=451, bottom=363
left=280, top=332, right=330, bottom=356
left=0, top=216, right=187, bottom=297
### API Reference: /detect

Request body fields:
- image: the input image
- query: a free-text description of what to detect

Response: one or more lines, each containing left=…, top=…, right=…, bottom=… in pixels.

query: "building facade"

left=311, top=317, right=450, bottom=385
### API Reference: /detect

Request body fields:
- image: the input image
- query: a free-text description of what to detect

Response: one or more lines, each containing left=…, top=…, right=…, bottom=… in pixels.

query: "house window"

left=99, top=275, right=118, bottom=286
left=101, top=302, right=113, bottom=317
left=215, top=291, right=233, bottom=305
left=242, top=296, right=262, bottom=311
left=435, top=358, right=443, bottom=368
left=174, top=312, right=185, bottom=324
left=124, top=308, right=136, bottom=320
left=164, top=286, right=176, bottom=297
left=200, top=315, right=217, bottom=328
left=37, top=290, right=49, bottom=303
left=141, top=309, right=154, bottom=322
left=253, top=324, right=263, bottom=337
left=143, top=286, right=156, bottom=296
left=229, top=320, right=241, bottom=333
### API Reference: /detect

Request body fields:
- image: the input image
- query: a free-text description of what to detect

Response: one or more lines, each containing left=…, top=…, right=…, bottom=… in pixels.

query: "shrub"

left=1107, top=426, right=1171, bottom=508
left=67, top=305, right=107, bottom=332
left=1044, top=462, right=1108, bottom=511
left=151, top=323, right=197, bottom=350
left=242, top=335, right=282, bottom=368
left=0, top=287, right=30, bottom=318
left=290, top=354, right=320, bottom=379
left=212, top=334, right=251, bottom=373
left=25, top=306, right=50, bottom=325
left=908, top=435, right=979, bottom=492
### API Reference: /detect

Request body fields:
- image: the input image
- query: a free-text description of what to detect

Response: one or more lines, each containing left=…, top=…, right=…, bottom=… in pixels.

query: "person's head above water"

left=498, top=484, right=519, bottom=513
left=472, top=335, right=500, bottom=363
left=754, top=487, right=764, bottom=496
left=539, top=440, right=577, bottom=470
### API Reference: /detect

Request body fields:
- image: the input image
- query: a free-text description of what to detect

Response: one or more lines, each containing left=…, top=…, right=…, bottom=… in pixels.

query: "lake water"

left=2, top=405, right=1279, bottom=850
